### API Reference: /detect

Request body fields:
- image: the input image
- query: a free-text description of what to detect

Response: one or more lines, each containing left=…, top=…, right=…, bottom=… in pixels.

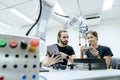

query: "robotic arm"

left=27, top=0, right=88, bottom=60
left=28, top=0, right=88, bottom=45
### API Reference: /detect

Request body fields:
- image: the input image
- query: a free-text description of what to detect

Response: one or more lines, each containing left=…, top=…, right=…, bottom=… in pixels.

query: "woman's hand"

left=89, top=46, right=99, bottom=58
left=80, top=46, right=88, bottom=58
left=80, top=46, right=87, bottom=53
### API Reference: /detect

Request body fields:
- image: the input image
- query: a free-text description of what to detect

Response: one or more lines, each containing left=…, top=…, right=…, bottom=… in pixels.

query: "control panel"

left=0, top=33, right=40, bottom=80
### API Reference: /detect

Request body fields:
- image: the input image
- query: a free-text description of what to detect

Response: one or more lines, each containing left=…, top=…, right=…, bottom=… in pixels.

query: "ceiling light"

left=102, top=0, right=114, bottom=11
left=0, top=21, right=11, bottom=28
left=9, top=8, right=34, bottom=24
left=53, top=2, right=65, bottom=15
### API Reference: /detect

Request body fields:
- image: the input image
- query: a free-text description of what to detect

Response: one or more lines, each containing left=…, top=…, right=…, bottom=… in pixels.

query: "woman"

left=80, top=30, right=113, bottom=68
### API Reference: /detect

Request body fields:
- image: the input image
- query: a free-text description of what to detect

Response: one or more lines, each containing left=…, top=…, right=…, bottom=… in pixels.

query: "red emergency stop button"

left=0, top=76, right=4, bottom=80
left=9, top=40, right=17, bottom=48
left=29, top=38, right=39, bottom=52
left=30, top=38, right=39, bottom=47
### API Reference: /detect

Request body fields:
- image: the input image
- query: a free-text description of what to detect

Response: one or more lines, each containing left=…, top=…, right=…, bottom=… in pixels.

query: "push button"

left=22, top=74, right=27, bottom=80
left=9, top=40, right=17, bottom=48
left=29, top=38, right=39, bottom=52
left=0, top=76, right=4, bottom=80
left=0, top=39, right=7, bottom=47
left=32, top=74, right=36, bottom=79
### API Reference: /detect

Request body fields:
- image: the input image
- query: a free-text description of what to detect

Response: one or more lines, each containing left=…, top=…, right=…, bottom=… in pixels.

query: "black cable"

left=25, top=0, right=42, bottom=36
left=53, top=11, right=69, bottom=18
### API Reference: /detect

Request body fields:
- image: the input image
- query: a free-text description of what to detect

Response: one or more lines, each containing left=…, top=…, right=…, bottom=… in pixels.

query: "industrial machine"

left=0, top=33, right=40, bottom=80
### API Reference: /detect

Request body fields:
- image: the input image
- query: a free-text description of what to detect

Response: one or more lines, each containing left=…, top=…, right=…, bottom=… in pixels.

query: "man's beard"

left=61, top=40, right=68, bottom=45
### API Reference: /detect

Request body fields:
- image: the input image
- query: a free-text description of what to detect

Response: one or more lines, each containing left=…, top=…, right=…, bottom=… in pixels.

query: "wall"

left=46, top=19, right=120, bottom=58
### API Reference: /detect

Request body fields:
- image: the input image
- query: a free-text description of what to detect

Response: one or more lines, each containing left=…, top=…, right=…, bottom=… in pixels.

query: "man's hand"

left=60, top=52, right=68, bottom=59
left=44, top=52, right=62, bottom=67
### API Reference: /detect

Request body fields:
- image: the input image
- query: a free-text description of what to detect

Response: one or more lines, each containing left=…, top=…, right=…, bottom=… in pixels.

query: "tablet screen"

left=47, top=44, right=59, bottom=56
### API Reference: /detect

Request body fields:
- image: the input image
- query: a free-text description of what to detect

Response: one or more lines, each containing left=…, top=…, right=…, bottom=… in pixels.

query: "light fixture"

left=9, top=8, right=34, bottom=24
left=0, top=21, right=11, bottom=28
left=102, top=0, right=114, bottom=11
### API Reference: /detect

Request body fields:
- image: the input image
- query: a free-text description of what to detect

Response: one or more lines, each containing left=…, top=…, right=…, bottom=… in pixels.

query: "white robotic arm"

left=28, top=0, right=88, bottom=61
left=29, top=0, right=88, bottom=45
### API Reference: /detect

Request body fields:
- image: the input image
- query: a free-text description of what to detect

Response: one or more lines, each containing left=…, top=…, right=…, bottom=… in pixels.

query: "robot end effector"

left=63, top=16, right=88, bottom=31
left=60, top=15, right=88, bottom=46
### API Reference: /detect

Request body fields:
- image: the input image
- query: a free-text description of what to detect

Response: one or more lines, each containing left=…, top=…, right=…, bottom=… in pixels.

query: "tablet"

left=47, top=44, right=60, bottom=57
left=47, top=44, right=63, bottom=62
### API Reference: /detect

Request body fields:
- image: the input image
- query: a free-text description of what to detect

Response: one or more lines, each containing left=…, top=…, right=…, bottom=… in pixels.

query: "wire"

left=25, top=0, right=42, bottom=36
left=53, top=11, right=69, bottom=18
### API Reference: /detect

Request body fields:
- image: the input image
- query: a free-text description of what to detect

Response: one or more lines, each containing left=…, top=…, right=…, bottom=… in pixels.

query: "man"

left=43, top=29, right=76, bottom=69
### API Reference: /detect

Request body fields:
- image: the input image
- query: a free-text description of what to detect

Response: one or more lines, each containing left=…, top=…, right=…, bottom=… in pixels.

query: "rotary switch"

left=20, top=40, right=27, bottom=49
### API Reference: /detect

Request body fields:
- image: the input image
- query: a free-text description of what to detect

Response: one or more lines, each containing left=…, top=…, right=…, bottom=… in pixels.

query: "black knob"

left=20, top=40, right=27, bottom=49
